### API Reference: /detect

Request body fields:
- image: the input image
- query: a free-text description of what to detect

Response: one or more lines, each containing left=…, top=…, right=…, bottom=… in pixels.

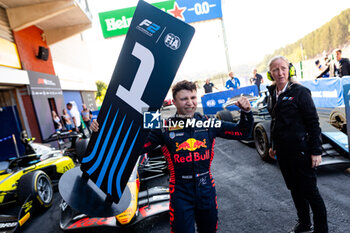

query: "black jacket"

left=338, top=58, right=350, bottom=77
left=267, top=82, right=322, bottom=155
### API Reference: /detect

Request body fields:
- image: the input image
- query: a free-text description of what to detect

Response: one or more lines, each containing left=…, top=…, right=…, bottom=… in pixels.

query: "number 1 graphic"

left=116, top=42, right=154, bottom=114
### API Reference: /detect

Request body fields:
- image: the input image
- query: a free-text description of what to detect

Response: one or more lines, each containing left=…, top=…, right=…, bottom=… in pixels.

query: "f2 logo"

left=116, top=42, right=154, bottom=114
left=139, top=19, right=160, bottom=34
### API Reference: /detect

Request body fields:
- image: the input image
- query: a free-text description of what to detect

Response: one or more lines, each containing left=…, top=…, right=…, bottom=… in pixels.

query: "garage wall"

left=0, top=7, right=13, bottom=42
left=81, top=91, right=97, bottom=111
left=13, top=26, right=55, bottom=74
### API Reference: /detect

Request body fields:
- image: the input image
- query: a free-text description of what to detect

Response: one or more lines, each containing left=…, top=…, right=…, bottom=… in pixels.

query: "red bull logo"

left=174, top=150, right=210, bottom=163
left=176, top=138, right=207, bottom=151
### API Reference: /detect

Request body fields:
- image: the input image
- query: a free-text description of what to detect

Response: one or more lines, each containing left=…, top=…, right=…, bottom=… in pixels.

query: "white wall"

left=50, top=34, right=96, bottom=91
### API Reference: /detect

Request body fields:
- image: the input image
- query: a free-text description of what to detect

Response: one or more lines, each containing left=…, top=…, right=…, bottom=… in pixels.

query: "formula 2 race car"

left=217, top=92, right=350, bottom=166
left=0, top=135, right=75, bottom=232
left=59, top=150, right=170, bottom=231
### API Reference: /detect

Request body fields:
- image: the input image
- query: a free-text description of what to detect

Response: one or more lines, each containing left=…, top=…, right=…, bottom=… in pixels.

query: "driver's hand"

left=90, top=120, right=99, bottom=132
left=235, top=96, right=251, bottom=112
left=311, top=155, right=322, bottom=168
left=269, top=148, right=276, bottom=160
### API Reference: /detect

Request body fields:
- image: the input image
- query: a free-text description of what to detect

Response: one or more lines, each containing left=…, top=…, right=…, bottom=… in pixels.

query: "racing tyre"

left=253, top=122, right=271, bottom=162
left=17, top=170, right=53, bottom=208
left=216, top=110, right=234, bottom=122
left=329, top=107, right=346, bottom=134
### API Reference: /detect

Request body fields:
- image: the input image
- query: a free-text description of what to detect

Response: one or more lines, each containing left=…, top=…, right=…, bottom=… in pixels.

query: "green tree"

left=95, top=80, right=107, bottom=107
left=257, top=9, right=350, bottom=70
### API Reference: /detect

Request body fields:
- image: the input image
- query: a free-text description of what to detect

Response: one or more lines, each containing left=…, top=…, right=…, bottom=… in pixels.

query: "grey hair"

left=267, top=55, right=298, bottom=83
left=267, top=55, right=289, bottom=72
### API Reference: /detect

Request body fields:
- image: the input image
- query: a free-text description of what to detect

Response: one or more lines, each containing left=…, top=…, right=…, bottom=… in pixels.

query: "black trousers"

left=277, top=151, right=328, bottom=233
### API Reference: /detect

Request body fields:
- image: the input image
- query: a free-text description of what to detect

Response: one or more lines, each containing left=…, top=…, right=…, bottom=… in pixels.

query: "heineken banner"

left=174, top=0, right=223, bottom=23
left=82, top=0, right=195, bottom=202
left=99, top=0, right=222, bottom=38
left=100, top=1, right=175, bottom=38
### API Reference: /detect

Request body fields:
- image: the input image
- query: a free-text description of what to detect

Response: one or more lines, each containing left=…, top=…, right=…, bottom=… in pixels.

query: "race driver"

left=91, top=80, right=253, bottom=233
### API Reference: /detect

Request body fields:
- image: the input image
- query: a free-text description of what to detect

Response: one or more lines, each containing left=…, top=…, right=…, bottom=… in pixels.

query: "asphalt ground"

left=21, top=138, right=350, bottom=233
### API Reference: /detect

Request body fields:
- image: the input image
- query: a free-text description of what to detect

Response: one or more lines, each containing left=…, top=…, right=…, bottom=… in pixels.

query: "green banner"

left=99, top=1, right=175, bottom=38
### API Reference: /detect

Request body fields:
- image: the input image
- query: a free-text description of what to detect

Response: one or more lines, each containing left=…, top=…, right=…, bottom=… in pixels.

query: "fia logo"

left=137, top=19, right=160, bottom=37
left=206, top=99, right=216, bottom=107
left=143, top=110, right=162, bottom=129
left=164, top=33, right=181, bottom=50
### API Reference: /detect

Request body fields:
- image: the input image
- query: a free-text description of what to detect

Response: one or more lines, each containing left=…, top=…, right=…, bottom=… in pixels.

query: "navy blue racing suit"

left=143, top=111, right=253, bottom=233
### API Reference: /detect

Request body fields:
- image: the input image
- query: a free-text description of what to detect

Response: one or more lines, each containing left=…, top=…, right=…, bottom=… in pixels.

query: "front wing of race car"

left=0, top=196, right=36, bottom=233
left=60, top=186, right=170, bottom=231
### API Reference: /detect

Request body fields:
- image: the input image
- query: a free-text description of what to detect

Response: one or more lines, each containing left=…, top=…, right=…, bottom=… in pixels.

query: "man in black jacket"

left=250, top=68, right=264, bottom=96
left=317, top=49, right=350, bottom=78
left=203, top=78, right=218, bottom=93
left=335, top=49, right=350, bottom=77
left=267, top=56, right=328, bottom=233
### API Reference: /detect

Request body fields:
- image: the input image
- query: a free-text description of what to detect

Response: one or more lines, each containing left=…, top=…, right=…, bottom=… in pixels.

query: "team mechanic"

left=267, top=56, right=328, bottom=233
left=91, top=80, right=254, bottom=233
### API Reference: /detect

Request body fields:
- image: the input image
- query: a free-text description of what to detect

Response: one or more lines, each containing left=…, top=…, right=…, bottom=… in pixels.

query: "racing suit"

left=143, top=111, right=253, bottom=233
left=267, top=82, right=328, bottom=233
